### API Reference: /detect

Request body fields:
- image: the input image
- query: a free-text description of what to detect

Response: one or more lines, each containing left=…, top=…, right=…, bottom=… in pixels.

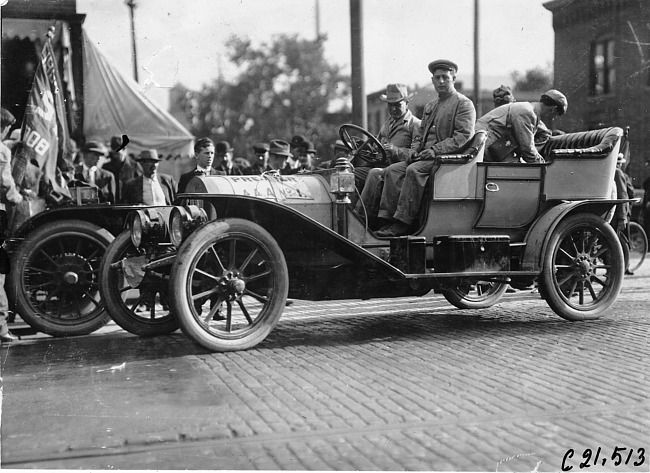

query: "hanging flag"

left=20, top=26, right=72, bottom=196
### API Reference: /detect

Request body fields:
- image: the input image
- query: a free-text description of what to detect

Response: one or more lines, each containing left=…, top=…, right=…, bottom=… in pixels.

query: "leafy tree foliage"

left=510, top=64, right=553, bottom=92
left=179, top=34, right=350, bottom=159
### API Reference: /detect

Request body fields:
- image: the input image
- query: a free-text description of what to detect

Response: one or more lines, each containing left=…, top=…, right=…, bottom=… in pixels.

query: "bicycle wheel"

left=628, top=221, right=647, bottom=272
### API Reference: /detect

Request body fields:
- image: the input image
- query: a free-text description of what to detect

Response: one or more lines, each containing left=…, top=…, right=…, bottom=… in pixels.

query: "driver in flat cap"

left=373, top=60, right=476, bottom=237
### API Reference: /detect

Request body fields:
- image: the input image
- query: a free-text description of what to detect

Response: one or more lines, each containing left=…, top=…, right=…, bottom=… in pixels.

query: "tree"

left=510, top=64, right=553, bottom=92
left=180, top=34, right=350, bottom=160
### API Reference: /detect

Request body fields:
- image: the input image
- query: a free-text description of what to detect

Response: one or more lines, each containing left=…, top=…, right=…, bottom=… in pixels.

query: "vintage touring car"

left=98, top=124, right=630, bottom=352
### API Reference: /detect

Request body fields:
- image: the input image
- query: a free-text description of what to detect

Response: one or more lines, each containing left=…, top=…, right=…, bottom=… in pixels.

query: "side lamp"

left=329, top=157, right=355, bottom=204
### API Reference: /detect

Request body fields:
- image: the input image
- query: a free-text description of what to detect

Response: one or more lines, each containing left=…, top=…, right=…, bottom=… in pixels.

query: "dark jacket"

left=178, top=167, right=220, bottom=194
left=74, top=165, right=116, bottom=203
left=102, top=154, right=142, bottom=202
left=122, top=173, right=177, bottom=205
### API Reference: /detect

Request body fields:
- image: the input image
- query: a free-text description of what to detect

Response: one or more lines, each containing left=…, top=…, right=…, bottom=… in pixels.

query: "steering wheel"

left=338, top=124, right=388, bottom=167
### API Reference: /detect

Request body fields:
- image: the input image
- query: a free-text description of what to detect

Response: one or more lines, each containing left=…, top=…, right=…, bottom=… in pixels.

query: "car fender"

left=189, top=193, right=405, bottom=280
left=520, top=199, right=631, bottom=272
left=9, top=204, right=163, bottom=240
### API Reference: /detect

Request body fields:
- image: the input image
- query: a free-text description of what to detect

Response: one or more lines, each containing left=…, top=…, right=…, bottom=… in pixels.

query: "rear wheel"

left=540, top=213, right=623, bottom=321
left=442, top=280, right=508, bottom=309
left=627, top=221, right=647, bottom=273
left=8, top=220, right=113, bottom=336
left=99, top=231, right=179, bottom=336
left=170, top=219, right=289, bottom=352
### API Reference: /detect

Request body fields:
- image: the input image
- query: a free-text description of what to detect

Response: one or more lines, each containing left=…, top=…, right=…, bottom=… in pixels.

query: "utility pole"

left=474, top=0, right=482, bottom=117
left=350, top=0, right=366, bottom=128
left=315, top=0, right=321, bottom=39
left=126, top=0, right=138, bottom=83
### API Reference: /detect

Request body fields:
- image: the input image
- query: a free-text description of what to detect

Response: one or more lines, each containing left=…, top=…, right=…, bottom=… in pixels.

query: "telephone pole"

left=474, top=0, right=482, bottom=116
left=350, top=0, right=366, bottom=128
left=125, top=0, right=139, bottom=83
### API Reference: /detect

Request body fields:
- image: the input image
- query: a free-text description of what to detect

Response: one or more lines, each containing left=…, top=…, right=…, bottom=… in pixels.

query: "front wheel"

left=441, top=280, right=508, bottom=309
left=99, top=231, right=179, bottom=336
left=540, top=213, right=624, bottom=321
left=170, top=219, right=289, bottom=352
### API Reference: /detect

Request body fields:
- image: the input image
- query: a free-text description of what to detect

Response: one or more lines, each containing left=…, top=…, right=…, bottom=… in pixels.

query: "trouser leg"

left=0, top=274, right=9, bottom=336
left=393, top=160, right=435, bottom=225
left=356, top=167, right=384, bottom=220
left=378, top=161, right=408, bottom=220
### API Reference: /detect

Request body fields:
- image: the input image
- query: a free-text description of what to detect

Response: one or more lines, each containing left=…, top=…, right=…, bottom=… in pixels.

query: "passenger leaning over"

left=476, top=89, right=568, bottom=164
left=375, top=60, right=476, bottom=238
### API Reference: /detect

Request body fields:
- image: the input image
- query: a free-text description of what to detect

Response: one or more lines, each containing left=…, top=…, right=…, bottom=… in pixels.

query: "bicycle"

left=627, top=221, right=648, bottom=273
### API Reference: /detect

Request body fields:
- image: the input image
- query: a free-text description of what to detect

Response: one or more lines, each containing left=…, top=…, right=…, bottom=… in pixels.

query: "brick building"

left=544, top=0, right=650, bottom=188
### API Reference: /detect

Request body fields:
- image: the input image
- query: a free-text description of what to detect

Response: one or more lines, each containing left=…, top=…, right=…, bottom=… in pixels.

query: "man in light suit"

left=122, top=150, right=176, bottom=205
left=178, top=137, right=219, bottom=194
left=74, top=141, right=116, bottom=203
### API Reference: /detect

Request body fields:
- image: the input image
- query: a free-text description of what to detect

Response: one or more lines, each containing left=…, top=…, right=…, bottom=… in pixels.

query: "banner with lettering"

left=21, top=28, right=72, bottom=196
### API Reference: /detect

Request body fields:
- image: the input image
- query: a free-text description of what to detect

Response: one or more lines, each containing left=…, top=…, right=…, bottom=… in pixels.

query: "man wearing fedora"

left=356, top=83, right=421, bottom=223
left=178, top=137, right=219, bottom=194
left=122, top=149, right=176, bottom=205
left=74, top=140, right=116, bottom=203
left=212, top=140, right=245, bottom=176
left=102, top=135, right=142, bottom=202
left=375, top=60, right=476, bottom=237
left=264, top=139, right=293, bottom=174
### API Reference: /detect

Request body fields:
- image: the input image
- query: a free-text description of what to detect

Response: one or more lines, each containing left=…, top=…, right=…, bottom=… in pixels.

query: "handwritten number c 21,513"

left=561, top=446, right=646, bottom=470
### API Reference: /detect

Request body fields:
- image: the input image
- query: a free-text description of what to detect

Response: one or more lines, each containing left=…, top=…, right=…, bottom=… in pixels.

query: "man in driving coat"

left=376, top=60, right=476, bottom=237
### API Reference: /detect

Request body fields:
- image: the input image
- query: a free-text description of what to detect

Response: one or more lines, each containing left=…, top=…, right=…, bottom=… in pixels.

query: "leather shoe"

left=0, top=332, right=20, bottom=342
left=375, top=221, right=412, bottom=237
left=625, top=270, right=634, bottom=276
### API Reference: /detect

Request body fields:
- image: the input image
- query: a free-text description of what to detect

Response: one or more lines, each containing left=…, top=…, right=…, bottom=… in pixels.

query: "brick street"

left=1, top=265, right=648, bottom=471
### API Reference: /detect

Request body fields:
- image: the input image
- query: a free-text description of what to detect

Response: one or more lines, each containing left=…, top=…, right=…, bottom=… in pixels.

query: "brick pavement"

left=2, top=265, right=649, bottom=470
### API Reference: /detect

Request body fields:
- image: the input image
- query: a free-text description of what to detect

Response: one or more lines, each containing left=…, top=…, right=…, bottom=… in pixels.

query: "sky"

left=76, top=0, right=556, bottom=109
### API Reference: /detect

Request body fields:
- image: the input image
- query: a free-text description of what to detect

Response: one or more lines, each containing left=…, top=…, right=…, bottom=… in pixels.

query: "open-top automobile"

left=99, top=124, right=630, bottom=352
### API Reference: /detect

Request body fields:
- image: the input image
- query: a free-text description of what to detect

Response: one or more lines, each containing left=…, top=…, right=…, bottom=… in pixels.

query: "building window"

left=591, top=39, right=615, bottom=95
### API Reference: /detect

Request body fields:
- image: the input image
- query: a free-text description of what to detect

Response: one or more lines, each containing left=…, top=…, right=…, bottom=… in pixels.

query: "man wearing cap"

left=102, top=135, right=142, bottom=202
left=178, top=137, right=219, bottom=194
left=264, top=139, right=293, bottom=174
left=212, top=140, right=245, bottom=176
left=246, top=142, right=269, bottom=175
left=375, top=60, right=476, bottom=237
left=122, top=150, right=176, bottom=205
left=476, top=88, right=568, bottom=164
left=74, top=140, right=116, bottom=203
left=356, top=83, right=422, bottom=220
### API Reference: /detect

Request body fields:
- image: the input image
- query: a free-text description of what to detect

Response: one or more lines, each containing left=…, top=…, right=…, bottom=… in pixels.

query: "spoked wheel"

left=8, top=220, right=113, bottom=336
left=441, top=280, right=508, bottom=309
left=170, top=219, right=289, bottom=352
left=540, top=213, right=624, bottom=321
left=99, top=231, right=179, bottom=336
left=627, top=221, right=647, bottom=273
